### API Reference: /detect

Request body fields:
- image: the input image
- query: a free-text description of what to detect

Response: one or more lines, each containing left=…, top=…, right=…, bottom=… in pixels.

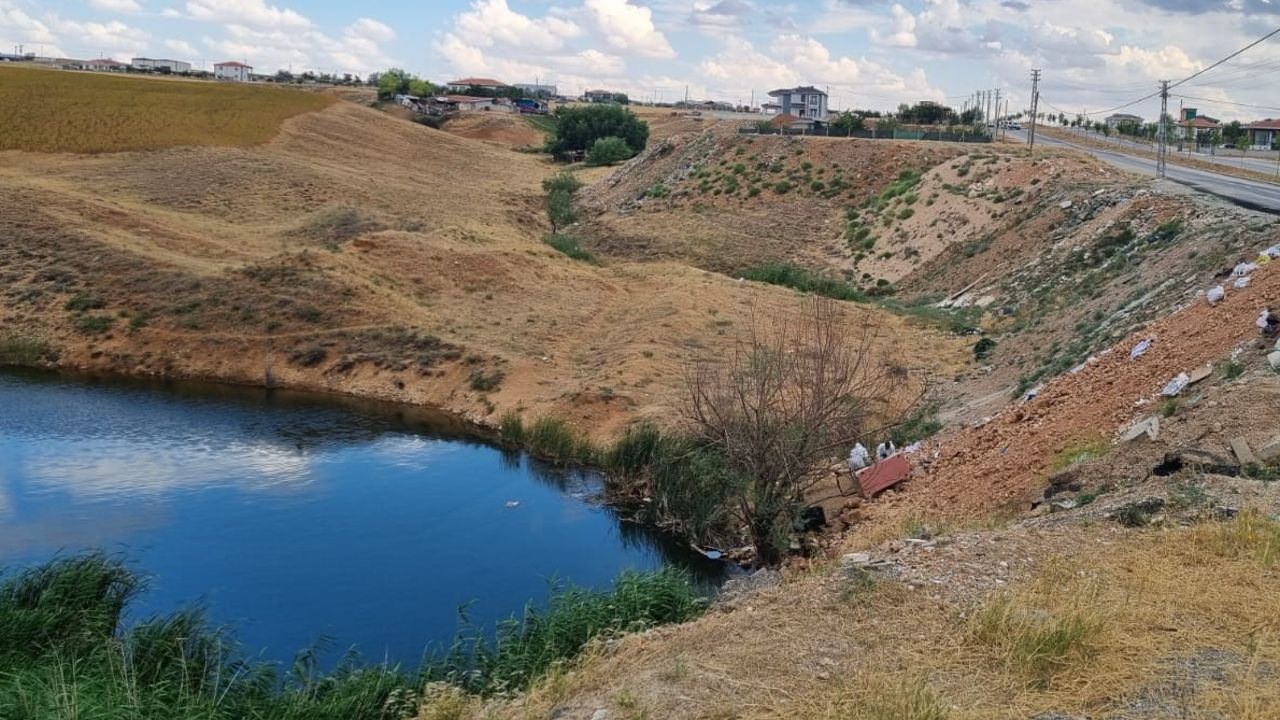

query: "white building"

left=80, top=58, right=127, bottom=72
left=131, top=57, right=192, bottom=73
left=766, top=86, right=829, bottom=122
left=214, top=61, right=253, bottom=82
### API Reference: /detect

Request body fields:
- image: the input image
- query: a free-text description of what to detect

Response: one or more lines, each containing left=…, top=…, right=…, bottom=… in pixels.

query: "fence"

left=739, top=126, right=992, bottom=143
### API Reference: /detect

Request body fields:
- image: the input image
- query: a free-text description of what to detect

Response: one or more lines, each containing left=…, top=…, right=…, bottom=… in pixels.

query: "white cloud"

left=584, top=0, right=675, bottom=58
left=202, top=19, right=395, bottom=73
left=346, top=17, right=395, bottom=44
left=451, top=0, right=580, bottom=53
left=183, top=0, right=311, bottom=30
left=89, top=0, right=143, bottom=13
left=0, top=0, right=61, bottom=52
left=164, top=37, right=196, bottom=55
left=49, top=15, right=148, bottom=58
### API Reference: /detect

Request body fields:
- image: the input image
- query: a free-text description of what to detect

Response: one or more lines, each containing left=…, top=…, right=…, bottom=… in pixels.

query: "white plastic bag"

left=1162, top=372, right=1189, bottom=397
left=1206, top=286, right=1225, bottom=305
left=1235, top=276, right=1252, bottom=289
left=1129, top=338, right=1153, bottom=360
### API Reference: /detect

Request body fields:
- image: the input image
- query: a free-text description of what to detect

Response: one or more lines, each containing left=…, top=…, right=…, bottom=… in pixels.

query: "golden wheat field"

left=0, top=65, right=332, bottom=153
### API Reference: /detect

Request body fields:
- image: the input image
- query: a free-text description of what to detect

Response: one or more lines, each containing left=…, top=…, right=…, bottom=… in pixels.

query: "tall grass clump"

left=523, top=417, right=597, bottom=465
left=823, top=677, right=949, bottom=720
left=0, top=552, right=415, bottom=720
left=0, top=552, right=705, bottom=717
left=0, top=332, right=53, bottom=366
left=603, top=424, right=741, bottom=547
left=968, top=586, right=1105, bottom=687
left=542, top=171, right=583, bottom=231
left=741, top=263, right=867, bottom=302
left=422, top=567, right=704, bottom=695
left=0, top=65, right=332, bottom=153
left=544, top=233, right=598, bottom=263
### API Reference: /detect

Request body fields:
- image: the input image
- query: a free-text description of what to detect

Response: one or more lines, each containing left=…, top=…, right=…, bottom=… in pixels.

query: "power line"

left=1170, top=25, right=1280, bottom=90
left=1171, top=93, right=1280, bottom=113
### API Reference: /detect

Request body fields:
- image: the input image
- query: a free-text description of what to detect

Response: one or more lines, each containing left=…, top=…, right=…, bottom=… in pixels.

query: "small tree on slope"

left=683, top=297, right=909, bottom=563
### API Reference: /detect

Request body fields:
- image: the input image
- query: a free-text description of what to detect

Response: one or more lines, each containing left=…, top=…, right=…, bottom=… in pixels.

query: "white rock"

left=1268, top=351, right=1280, bottom=370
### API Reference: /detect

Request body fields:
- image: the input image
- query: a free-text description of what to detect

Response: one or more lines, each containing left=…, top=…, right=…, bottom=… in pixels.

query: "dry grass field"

left=0, top=88, right=966, bottom=438
left=0, top=65, right=332, bottom=153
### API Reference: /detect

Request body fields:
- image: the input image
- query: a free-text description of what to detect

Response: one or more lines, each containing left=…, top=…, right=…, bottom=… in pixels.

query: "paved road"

left=1010, top=129, right=1280, bottom=214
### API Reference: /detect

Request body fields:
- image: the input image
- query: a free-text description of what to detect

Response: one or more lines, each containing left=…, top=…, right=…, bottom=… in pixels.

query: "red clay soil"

left=903, top=257, right=1280, bottom=517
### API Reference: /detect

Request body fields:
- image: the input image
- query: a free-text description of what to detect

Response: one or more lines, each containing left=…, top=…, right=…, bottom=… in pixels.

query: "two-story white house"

left=214, top=61, right=253, bottom=82
left=766, top=86, right=829, bottom=123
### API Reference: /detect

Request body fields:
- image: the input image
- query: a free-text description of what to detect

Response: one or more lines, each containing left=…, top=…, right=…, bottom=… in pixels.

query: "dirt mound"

left=577, top=129, right=969, bottom=278
left=893, top=258, right=1280, bottom=517
left=443, top=112, right=545, bottom=148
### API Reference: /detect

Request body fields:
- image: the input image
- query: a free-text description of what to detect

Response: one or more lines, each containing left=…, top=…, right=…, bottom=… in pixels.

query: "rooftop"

left=447, top=77, right=507, bottom=87
left=215, top=61, right=252, bottom=68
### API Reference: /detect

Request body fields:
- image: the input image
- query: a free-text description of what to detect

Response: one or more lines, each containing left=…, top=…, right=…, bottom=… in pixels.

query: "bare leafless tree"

left=684, top=297, right=910, bottom=562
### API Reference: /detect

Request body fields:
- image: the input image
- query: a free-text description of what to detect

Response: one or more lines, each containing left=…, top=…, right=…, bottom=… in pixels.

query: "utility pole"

left=1028, top=69, right=1041, bottom=157
left=993, top=89, right=1001, bottom=136
left=1156, top=79, right=1169, bottom=179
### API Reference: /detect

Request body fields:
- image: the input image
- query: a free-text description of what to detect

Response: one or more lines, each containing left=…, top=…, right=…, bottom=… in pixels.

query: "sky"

left=5, top=0, right=1280, bottom=122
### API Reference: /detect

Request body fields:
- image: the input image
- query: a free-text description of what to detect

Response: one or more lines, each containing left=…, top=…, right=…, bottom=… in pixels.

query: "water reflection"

left=0, top=368, right=723, bottom=664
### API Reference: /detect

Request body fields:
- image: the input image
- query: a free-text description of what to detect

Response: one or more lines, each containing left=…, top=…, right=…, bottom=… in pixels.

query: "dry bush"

left=684, top=296, right=909, bottom=561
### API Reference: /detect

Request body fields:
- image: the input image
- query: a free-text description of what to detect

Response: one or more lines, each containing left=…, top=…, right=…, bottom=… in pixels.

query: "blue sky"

left=6, top=0, right=1280, bottom=121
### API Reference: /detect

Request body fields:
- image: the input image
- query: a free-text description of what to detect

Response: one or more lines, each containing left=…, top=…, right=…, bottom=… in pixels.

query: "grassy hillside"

left=0, top=65, right=332, bottom=153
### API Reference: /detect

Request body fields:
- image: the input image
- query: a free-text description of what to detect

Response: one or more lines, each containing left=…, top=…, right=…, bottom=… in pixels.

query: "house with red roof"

left=1245, top=118, right=1280, bottom=150
left=1176, top=108, right=1221, bottom=144
left=214, top=61, right=253, bottom=82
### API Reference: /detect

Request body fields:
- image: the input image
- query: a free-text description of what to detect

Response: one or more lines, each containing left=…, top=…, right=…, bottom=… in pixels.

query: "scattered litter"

left=1234, top=275, right=1252, bottom=289
left=1264, top=244, right=1280, bottom=259
left=848, top=442, right=870, bottom=471
left=1206, top=285, right=1226, bottom=305
left=1120, top=415, right=1160, bottom=442
left=1129, top=338, right=1153, bottom=360
left=856, top=453, right=911, bottom=497
left=1231, top=262, right=1258, bottom=277
left=1187, top=364, right=1213, bottom=385
left=1023, top=385, right=1042, bottom=401
left=692, top=544, right=723, bottom=560
left=1161, top=372, right=1190, bottom=397
left=1268, top=350, right=1280, bottom=370
left=902, top=441, right=923, bottom=455
left=504, top=500, right=520, bottom=508
left=1059, top=200, right=1073, bottom=209
left=1230, top=437, right=1257, bottom=465
left=1260, top=308, right=1279, bottom=336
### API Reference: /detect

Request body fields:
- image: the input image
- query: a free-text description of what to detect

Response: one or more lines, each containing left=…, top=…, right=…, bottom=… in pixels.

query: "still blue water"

left=0, top=370, right=718, bottom=665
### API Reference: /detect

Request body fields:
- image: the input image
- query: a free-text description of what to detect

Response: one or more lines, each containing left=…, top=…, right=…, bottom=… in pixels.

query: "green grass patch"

left=741, top=263, right=867, bottom=302
left=1049, top=436, right=1110, bottom=473
left=544, top=234, right=598, bottom=263
left=0, top=333, right=53, bottom=365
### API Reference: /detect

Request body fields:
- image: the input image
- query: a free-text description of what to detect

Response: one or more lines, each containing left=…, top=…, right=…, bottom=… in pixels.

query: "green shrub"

left=73, top=314, right=114, bottom=335
left=645, top=182, right=669, bottom=198
left=544, top=234, right=598, bottom=263
left=525, top=417, right=595, bottom=464
left=498, top=412, right=526, bottom=445
left=0, top=333, right=52, bottom=365
left=422, top=567, right=704, bottom=695
left=973, top=337, right=997, bottom=361
left=773, top=180, right=792, bottom=194
left=468, top=368, right=504, bottom=392
left=542, top=171, right=583, bottom=230
left=586, top=136, right=634, bottom=166
left=740, top=263, right=866, bottom=302
left=889, top=404, right=942, bottom=447
left=898, top=208, right=915, bottom=220
left=64, top=292, right=105, bottom=312
left=547, top=104, right=648, bottom=157
left=810, top=180, right=825, bottom=191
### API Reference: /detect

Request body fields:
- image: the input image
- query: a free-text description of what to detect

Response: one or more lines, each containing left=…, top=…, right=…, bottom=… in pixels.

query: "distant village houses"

left=214, top=61, right=253, bottom=82
left=1104, top=112, right=1143, bottom=129
left=79, top=58, right=127, bottom=72
left=445, top=77, right=508, bottom=93
left=131, top=57, right=191, bottom=73
left=513, top=83, right=557, bottom=97
left=1245, top=119, right=1280, bottom=150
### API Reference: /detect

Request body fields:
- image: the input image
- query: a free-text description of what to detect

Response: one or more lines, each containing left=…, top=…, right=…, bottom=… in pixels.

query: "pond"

left=0, top=369, right=722, bottom=665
